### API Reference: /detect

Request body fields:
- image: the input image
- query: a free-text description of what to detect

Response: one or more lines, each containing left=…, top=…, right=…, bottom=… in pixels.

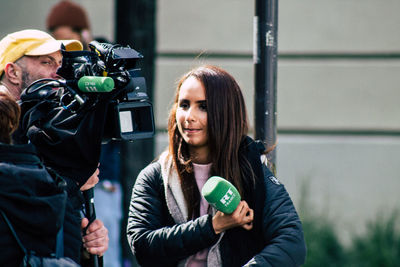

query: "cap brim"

left=61, top=39, right=83, bottom=51
left=25, top=39, right=82, bottom=56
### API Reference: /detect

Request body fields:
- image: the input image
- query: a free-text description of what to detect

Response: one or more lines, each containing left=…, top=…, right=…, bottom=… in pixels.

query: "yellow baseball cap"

left=0, top=29, right=83, bottom=76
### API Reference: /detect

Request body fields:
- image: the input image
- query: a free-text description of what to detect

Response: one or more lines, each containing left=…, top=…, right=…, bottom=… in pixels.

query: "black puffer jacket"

left=127, top=137, right=306, bottom=266
left=0, top=143, right=81, bottom=265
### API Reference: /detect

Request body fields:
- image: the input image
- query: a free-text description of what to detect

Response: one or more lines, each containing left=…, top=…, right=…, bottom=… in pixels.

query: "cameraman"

left=0, top=29, right=109, bottom=263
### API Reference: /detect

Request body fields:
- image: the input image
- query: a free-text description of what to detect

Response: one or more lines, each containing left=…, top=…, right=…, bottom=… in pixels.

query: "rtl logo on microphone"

left=219, top=188, right=236, bottom=207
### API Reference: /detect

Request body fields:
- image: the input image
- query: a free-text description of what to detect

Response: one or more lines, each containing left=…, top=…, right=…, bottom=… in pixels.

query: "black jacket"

left=0, top=143, right=81, bottom=265
left=127, top=137, right=306, bottom=266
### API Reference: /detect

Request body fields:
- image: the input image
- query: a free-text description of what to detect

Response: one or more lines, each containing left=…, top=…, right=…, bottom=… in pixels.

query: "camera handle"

left=83, top=188, right=101, bottom=267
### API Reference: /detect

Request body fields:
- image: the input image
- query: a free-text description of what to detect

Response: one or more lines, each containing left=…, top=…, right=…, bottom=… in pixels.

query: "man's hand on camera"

left=80, top=167, right=100, bottom=191
left=81, top=218, right=109, bottom=256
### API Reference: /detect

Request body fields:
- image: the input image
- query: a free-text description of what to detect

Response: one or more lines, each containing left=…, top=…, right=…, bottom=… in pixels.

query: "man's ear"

left=4, top=62, right=22, bottom=85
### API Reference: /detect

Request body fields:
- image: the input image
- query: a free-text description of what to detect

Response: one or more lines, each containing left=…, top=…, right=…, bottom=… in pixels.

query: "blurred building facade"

left=1, top=0, right=399, bottom=245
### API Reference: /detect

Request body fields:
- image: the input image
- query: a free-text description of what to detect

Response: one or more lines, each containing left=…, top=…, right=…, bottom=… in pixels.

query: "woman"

left=127, top=65, right=306, bottom=266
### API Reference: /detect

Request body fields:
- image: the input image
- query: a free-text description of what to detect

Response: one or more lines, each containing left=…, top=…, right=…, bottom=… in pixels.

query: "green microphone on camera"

left=77, top=76, right=115, bottom=93
left=201, top=176, right=241, bottom=214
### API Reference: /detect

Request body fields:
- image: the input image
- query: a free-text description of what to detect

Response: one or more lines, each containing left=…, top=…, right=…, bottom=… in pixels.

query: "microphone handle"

left=83, top=188, right=101, bottom=267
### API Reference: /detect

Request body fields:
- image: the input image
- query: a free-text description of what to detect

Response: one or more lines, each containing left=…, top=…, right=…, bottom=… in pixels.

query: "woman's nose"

left=185, top=108, right=196, bottom=122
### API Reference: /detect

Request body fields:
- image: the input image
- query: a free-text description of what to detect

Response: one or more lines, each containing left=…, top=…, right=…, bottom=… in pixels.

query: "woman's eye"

left=199, top=103, right=207, bottom=111
left=179, top=102, right=189, bottom=109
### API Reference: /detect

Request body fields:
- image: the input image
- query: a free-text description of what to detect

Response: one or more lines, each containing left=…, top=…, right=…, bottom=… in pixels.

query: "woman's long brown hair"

left=167, top=65, right=254, bottom=219
left=0, top=92, right=20, bottom=144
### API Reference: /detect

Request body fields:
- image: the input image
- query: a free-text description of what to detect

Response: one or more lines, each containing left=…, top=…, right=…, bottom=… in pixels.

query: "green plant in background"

left=301, top=216, right=347, bottom=267
left=347, top=212, right=400, bottom=267
left=297, top=178, right=400, bottom=266
left=297, top=178, right=347, bottom=266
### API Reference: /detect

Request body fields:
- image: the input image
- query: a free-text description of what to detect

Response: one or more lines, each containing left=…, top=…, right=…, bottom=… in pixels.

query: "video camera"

left=58, top=40, right=155, bottom=141
left=16, top=41, right=155, bottom=184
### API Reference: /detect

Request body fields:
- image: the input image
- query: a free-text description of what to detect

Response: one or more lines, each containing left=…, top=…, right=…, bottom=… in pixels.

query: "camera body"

left=57, top=41, right=155, bottom=141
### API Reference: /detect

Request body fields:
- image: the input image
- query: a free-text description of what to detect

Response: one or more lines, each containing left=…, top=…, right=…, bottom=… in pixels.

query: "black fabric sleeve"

left=126, top=162, right=220, bottom=266
left=244, top=168, right=307, bottom=267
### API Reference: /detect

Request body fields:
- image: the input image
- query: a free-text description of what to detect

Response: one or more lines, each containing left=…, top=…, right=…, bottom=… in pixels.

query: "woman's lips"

left=184, top=128, right=200, bottom=133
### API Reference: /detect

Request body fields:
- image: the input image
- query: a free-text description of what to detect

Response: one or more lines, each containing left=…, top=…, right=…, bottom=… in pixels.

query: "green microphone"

left=201, top=176, right=241, bottom=214
left=77, top=76, right=115, bottom=93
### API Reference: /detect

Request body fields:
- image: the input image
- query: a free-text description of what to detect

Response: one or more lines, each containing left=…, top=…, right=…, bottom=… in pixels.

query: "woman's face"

left=176, top=76, right=209, bottom=158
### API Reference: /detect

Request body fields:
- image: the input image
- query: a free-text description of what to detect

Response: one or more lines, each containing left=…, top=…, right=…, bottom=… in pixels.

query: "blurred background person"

left=46, top=0, right=92, bottom=50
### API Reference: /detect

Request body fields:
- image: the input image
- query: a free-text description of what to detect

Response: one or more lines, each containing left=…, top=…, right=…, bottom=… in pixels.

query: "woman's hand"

left=212, top=200, right=254, bottom=234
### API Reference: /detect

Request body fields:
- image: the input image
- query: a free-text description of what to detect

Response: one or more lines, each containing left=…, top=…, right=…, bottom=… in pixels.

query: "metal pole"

left=254, top=0, right=278, bottom=174
left=115, top=0, right=156, bottom=266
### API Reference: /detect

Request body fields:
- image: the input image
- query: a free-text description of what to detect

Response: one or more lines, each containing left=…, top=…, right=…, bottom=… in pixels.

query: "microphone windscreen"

left=77, top=76, right=115, bottom=93
left=201, top=176, right=241, bottom=214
